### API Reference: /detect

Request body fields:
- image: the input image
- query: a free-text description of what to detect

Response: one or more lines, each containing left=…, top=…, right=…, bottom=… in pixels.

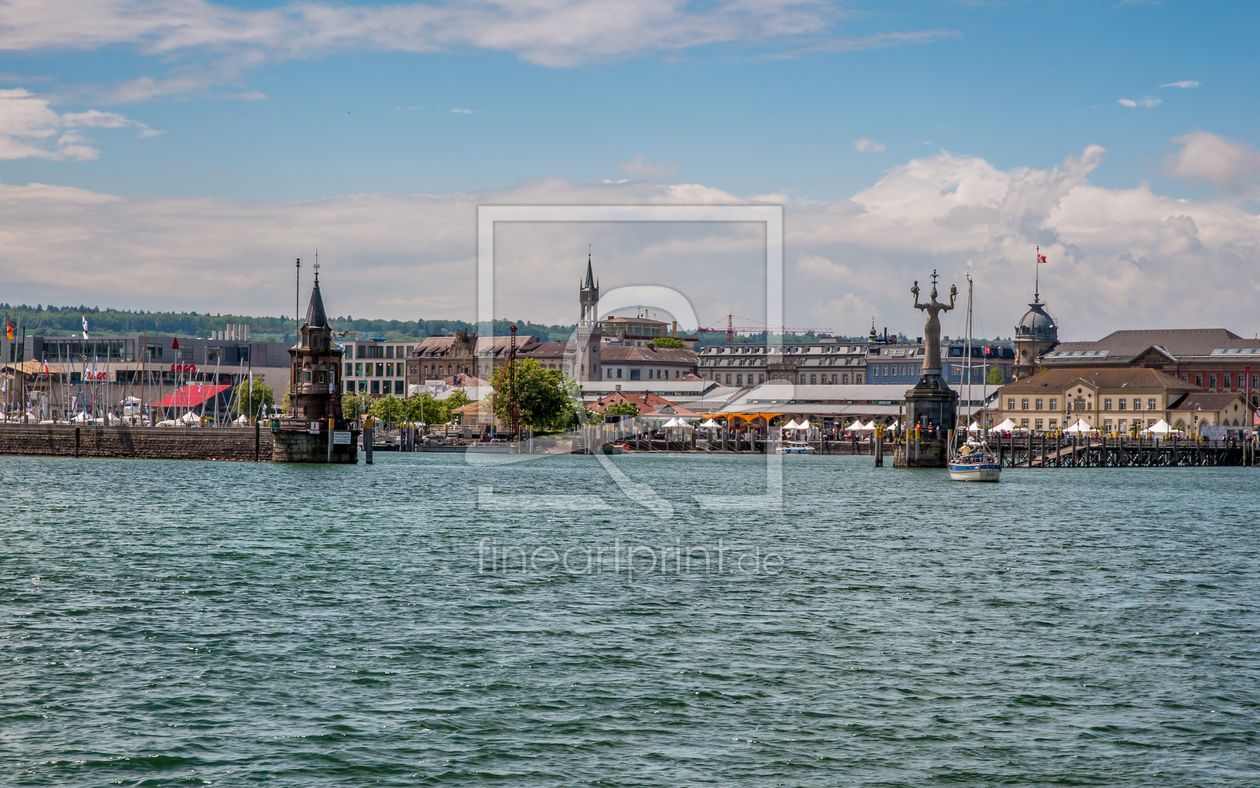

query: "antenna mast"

left=295, top=257, right=301, bottom=344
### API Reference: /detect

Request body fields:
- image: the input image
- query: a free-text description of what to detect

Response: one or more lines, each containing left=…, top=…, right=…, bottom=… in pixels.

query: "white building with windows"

left=341, top=338, right=416, bottom=397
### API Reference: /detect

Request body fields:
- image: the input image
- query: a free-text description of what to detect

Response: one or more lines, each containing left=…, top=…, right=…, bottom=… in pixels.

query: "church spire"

left=583, top=246, right=595, bottom=290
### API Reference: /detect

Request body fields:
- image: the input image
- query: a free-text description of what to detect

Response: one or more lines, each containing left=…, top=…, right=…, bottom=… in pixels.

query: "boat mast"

left=964, top=273, right=973, bottom=434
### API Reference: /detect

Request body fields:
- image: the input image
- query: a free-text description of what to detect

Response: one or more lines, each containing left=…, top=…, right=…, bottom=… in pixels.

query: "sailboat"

left=949, top=274, right=1001, bottom=482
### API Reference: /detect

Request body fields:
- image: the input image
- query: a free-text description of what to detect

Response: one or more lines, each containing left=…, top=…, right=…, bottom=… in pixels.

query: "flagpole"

left=1035, top=245, right=1040, bottom=303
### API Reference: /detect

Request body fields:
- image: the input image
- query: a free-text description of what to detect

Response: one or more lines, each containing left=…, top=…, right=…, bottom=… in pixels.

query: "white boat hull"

left=775, top=444, right=816, bottom=454
left=948, top=462, right=1001, bottom=482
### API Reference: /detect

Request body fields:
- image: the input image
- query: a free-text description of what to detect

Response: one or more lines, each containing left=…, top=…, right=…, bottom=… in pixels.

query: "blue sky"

left=3, top=0, right=1253, bottom=202
left=1, top=0, right=1258, bottom=337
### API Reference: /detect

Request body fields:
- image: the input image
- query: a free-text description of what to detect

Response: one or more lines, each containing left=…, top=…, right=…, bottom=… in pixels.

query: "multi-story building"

left=599, top=315, right=697, bottom=349
left=697, top=340, right=868, bottom=388
left=866, top=341, right=1015, bottom=387
left=991, top=367, right=1254, bottom=434
left=341, top=337, right=417, bottom=397
left=1039, top=328, right=1260, bottom=408
left=598, top=343, right=697, bottom=382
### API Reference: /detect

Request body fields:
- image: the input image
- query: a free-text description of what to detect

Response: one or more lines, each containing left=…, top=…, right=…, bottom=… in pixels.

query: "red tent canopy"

left=157, top=383, right=231, bottom=408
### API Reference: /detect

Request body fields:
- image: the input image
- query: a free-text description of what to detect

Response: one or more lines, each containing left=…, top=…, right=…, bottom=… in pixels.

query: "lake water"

left=2, top=453, right=1258, bottom=786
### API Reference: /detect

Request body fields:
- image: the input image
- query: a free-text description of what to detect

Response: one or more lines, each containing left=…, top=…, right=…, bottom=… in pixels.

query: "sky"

left=1, top=0, right=1259, bottom=341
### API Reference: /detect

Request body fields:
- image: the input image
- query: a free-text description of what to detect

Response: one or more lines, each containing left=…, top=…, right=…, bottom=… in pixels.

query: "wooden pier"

left=992, top=434, right=1257, bottom=468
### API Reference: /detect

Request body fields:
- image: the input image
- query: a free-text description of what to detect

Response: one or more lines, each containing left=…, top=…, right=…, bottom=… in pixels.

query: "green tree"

left=986, top=365, right=1006, bottom=386
left=233, top=381, right=274, bottom=418
left=402, top=392, right=451, bottom=425
left=342, top=392, right=370, bottom=420
left=604, top=401, right=641, bottom=417
left=651, top=337, right=685, bottom=349
left=490, top=358, right=572, bottom=431
left=445, top=388, right=471, bottom=411
left=370, top=395, right=406, bottom=426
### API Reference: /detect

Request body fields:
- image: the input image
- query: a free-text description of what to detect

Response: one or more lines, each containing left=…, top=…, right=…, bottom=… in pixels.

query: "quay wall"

left=0, top=424, right=264, bottom=462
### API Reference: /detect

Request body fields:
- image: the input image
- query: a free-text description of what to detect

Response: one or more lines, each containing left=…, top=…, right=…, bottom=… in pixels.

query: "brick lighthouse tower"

left=271, top=263, right=359, bottom=462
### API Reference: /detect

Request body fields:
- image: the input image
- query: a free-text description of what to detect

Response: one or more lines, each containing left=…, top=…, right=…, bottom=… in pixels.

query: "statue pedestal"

left=896, top=373, right=958, bottom=469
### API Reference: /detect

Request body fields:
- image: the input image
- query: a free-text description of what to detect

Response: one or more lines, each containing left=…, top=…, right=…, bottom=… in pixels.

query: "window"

left=1224, top=374, right=1232, bottom=388
left=409, top=365, right=417, bottom=375
left=607, top=369, right=613, bottom=379
left=386, top=346, right=394, bottom=358
left=843, top=374, right=850, bottom=384
left=1253, top=375, right=1259, bottom=389
left=371, top=380, right=380, bottom=395
left=1021, top=399, right=1029, bottom=410
left=724, top=373, right=731, bottom=384
left=1049, top=419, right=1058, bottom=428
left=736, top=374, right=743, bottom=385
left=883, top=365, right=889, bottom=376
left=1148, top=398, right=1157, bottom=411
left=358, top=380, right=367, bottom=392
left=1118, top=399, right=1126, bottom=411
left=1210, top=374, right=1217, bottom=388
left=1035, top=399, right=1043, bottom=410
left=1050, top=398, right=1057, bottom=410
left=303, top=371, right=312, bottom=383
left=810, top=374, right=817, bottom=384
left=758, top=374, right=765, bottom=384
left=395, top=381, right=405, bottom=395
left=376, top=363, right=384, bottom=377
left=1195, top=374, right=1203, bottom=386
left=318, top=371, right=325, bottom=384
left=1104, top=399, right=1112, bottom=411
left=355, top=362, right=362, bottom=376
left=1008, top=399, right=1015, bottom=410
left=1132, top=399, right=1141, bottom=411
left=345, top=363, right=352, bottom=376
left=1035, top=419, right=1043, bottom=431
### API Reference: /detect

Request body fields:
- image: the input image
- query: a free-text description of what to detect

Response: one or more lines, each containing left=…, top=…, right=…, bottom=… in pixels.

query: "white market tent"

left=1140, top=419, right=1176, bottom=437
left=796, top=420, right=812, bottom=431
left=1064, top=419, right=1095, bottom=434
left=699, top=419, right=720, bottom=429
left=782, top=419, right=800, bottom=430
left=855, top=420, right=878, bottom=433
left=993, top=418, right=1018, bottom=432
left=967, top=421, right=983, bottom=432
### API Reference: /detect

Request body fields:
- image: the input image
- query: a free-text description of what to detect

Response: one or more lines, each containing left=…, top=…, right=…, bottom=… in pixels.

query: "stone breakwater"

left=0, top=424, right=265, bottom=462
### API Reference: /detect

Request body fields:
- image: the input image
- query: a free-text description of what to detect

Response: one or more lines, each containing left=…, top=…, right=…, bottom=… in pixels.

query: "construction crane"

left=697, top=314, right=832, bottom=345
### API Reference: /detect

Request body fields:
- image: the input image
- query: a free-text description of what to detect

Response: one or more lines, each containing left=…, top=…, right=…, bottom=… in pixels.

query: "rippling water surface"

left=2, top=453, right=1258, bottom=786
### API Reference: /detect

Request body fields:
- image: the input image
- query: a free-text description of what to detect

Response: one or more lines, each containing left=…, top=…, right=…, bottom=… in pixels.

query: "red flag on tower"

left=1038, top=253, right=1047, bottom=264
left=172, top=337, right=180, bottom=350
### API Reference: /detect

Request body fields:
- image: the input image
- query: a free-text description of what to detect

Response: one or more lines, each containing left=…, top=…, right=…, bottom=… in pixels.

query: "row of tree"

left=0, top=303, right=575, bottom=344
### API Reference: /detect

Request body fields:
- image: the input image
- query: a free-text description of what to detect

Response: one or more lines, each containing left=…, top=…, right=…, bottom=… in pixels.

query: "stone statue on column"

left=911, top=271, right=957, bottom=377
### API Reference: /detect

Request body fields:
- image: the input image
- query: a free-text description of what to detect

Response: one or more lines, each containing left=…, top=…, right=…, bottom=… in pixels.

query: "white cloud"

left=0, top=88, right=159, bottom=160
left=1118, top=97, right=1161, bottom=108
left=1160, top=80, right=1199, bottom=89
left=853, top=138, right=886, bottom=153
left=1164, top=130, right=1260, bottom=193
left=3, top=141, right=1259, bottom=340
left=618, top=154, right=678, bottom=177
left=0, top=1, right=962, bottom=100
left=450, top=108, right=475, bottom=114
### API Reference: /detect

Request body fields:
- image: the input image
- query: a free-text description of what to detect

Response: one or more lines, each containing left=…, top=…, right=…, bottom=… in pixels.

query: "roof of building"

left=601, top=345, right=697, bottom=364
left=724, top=383, right=914, bottom=410
left=1044, top=328, right=1253, bottom=363
left=305, top=278, right=328, bottom=328
left=1016, top=301, right=1057, bottom=341
left=590, top=391, right=698, bottom=418
left=520, top=341, right=571, bottom=359
left=998, top=367, right=1195, bottom=393
left=1171, top=392, right=1247, bottom=411
left=410, top=334, right=541, bottom=358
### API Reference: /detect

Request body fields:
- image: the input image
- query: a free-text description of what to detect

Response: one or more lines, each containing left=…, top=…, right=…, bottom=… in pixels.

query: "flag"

left=82, top=313, right=89, bottom=340
left=983, top=346, right=992, bottom=356
left=1037, top=253, right=1047, bottom=264
left=4, top=316, right=12, bottom=341
left=172, top=337, right=180, bottom=350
